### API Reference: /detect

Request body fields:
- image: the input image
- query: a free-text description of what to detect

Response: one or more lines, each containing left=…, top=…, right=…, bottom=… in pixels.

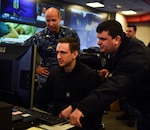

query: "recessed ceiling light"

left=116, top=5, right=122, bottom=9
left=121, top=10, right=137, bottom=15
left=86, top=2, right=104, bottom=8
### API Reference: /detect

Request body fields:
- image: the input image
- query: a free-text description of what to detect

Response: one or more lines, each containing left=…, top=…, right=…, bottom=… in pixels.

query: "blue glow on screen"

left=70, top=8, right=106, bottom=50
left=1, top=0, right=36, bottom=25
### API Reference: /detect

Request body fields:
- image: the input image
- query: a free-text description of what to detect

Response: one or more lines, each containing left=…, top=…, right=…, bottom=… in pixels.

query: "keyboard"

left=16, top=107, right=67, bottom=126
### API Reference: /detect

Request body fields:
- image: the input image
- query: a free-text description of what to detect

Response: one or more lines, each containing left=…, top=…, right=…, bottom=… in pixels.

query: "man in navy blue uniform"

left=24, top=7, right=79, bottom=88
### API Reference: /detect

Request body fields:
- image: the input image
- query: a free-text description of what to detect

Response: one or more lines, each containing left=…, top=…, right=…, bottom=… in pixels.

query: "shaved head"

left=45, top=7, right=60, bottom=18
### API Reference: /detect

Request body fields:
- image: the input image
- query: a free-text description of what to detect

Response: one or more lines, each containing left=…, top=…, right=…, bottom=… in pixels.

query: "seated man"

left=34, top=37, right=105, bottom=130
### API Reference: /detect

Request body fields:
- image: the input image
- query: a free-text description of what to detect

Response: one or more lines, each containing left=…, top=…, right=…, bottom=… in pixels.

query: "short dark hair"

left=58, top=37, right=80, bottom=53
left=96, top=20, right=124, bottom=39
left=127, top=25, right=137, bottom=32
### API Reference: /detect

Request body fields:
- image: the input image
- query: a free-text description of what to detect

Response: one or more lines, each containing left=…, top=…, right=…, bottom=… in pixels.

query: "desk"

left=27, top=123, right=75, bottom=130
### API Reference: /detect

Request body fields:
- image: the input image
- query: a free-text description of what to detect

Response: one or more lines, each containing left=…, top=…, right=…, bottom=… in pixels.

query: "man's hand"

left=69, top=108, right=83, bottom=127
left=98, top=69, right=109, bottom=81
left=36, top=65, right=50, bottom=77
left=59, top=105, right=72, bottom=119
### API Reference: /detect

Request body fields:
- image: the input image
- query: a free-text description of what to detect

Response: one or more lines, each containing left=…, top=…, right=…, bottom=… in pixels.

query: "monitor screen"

left=70, top=8, right=107, bottom=50
left=36, top=2, right=65, bottom=27
left=0, top=21, right=36, bottom=44
left=0, top=44, right=37, bottom=109
left=0, top=0, right=36, bottom=25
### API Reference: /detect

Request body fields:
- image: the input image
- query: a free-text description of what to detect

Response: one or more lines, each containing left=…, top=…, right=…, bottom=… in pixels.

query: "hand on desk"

left=59, top=105, right=73, bottom=119
left=69, top=108, right=83, bottom=127
left=36, top=66, right=50, bottom=77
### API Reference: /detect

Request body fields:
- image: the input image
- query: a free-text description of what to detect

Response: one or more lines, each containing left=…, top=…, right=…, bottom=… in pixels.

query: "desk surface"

left=27, top=123, right=75, bottom=130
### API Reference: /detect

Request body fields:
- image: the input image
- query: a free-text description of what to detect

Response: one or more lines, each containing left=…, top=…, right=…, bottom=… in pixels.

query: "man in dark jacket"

left=69, top=20, right=150, bottom=130
left=116, top=24, right=144, bottom=127
left=34, top=37, right=104, bottom=130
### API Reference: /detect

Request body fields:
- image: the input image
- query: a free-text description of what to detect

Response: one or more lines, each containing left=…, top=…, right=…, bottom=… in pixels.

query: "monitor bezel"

left=0, top=44, right=37, bottom=109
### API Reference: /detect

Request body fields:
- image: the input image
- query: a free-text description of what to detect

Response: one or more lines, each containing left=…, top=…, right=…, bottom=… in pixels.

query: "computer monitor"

left=0, top=21, right=36, bottom=44
left=69, top=8, right=107, bottom=49
left=0, top=44, right=37, bottom=109
left=0, top=0, right=36, bottom=25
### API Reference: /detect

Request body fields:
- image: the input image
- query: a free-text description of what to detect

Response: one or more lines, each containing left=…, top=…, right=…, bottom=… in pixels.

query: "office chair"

left=79, top=46, right=106, bottom=71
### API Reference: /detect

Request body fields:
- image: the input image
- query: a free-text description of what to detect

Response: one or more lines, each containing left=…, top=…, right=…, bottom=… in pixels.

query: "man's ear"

left=59, top=16, right=62, bottom=21
left=114, top=35, right=121, bottom=45
left=73, top=50, right=79, bottom=59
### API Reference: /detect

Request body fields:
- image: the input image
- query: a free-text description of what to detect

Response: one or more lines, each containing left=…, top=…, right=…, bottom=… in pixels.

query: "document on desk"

left=27, top=127, right=44, bottom=130
left=39, top=123, right=75, bottom=130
